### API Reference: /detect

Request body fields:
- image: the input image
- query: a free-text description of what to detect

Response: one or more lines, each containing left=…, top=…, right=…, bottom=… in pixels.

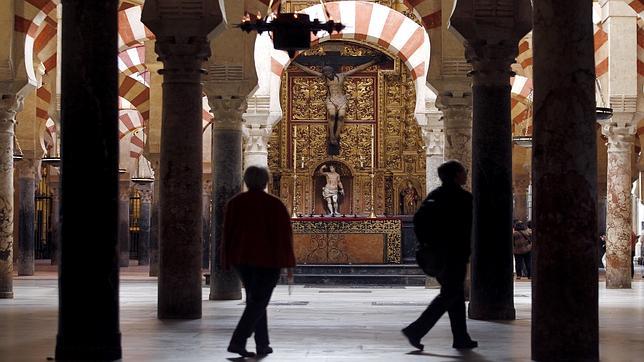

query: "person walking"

left=512, top=221, right=532, bottom=279
left=402, top=160, right=477, bottom=351
left=222, top=166, right=296, bottom=358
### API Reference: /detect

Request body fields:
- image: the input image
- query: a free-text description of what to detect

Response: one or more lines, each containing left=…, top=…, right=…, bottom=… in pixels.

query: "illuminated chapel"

left=0, top=0, right=643, bottom=361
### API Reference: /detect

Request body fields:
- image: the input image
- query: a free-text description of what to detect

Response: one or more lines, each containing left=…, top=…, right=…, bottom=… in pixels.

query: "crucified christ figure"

left=293, top=56, right=382, bottom=148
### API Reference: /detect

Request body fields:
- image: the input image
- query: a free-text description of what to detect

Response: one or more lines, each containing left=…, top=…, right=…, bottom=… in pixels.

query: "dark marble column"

left=0, top=95, right=22, bottom=299
left=202, top=177, right=211, bottom=269
left=55, top=0, right=121, bottom=359
left=513, top=177, right=530, bottom=222
left=209, top=96, right=245, bottom=301
left=142, top=2, right=222, bottom=319
left=17, top=159, right=38, bottom=276
left=48, top=174, right=60, bottom=265
left=148, top=155, right=160, bottom=276
left=532, top=0, right=598, bottom=360
left=118, top=178, right=131, bottom=267
left=136, top=184, right=152, bottom=266
left=450, top=0, right=532, bottom=321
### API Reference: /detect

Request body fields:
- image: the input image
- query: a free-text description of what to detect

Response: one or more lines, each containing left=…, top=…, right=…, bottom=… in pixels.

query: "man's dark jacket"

left=421, top=182, right=473, bottom=267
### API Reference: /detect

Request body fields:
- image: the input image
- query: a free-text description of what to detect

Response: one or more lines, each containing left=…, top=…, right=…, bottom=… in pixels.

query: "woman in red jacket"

left=224, top=166, right=296, bottom=358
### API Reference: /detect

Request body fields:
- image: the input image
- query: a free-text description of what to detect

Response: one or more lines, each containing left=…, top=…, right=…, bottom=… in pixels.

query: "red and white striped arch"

left=263, top=1, right=431, bottom=123
left=118, top=5, right=155, bottom=52
left=118, top=45, right=147, bottom=76
left=510, top=76, right=533, bottom=136
left=119, top=75, right=150, bottom=124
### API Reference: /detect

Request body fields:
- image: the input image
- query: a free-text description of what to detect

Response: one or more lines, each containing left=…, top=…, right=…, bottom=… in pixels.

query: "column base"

left=209, top=290, right=242, bottom=300
left=157, top=312, right=202, bottom=320
left=149, top=269, right=158, bottom=277
left=55, top=332, right=122, bottom=361
left=425, top=277, right=440, bottom=289
left=0, top=291, right=14, bottom=299
left=468, top=305, right=516, bottom=321
left=606, top=282, right=632, bottom=289
left=119, top=252, right=129, bottom=267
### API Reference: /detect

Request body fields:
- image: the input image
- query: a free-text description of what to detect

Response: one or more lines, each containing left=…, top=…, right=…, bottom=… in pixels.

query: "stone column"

left=438, top=95, right=472, bottom=189
left=135, top=184, right=152, bottom=266
left=0, top=95, right=22, bottom=299
left=17, top=158, right=39, bottom=275
left=601, top=118, right=636, bottom=288
left=209, top=96, right=245, bottom=301
left=450, top=0, right=532, bottom=321
left=421, top=109, right=444, bottom=193
left=55, top=1, right=121, bottom=359
left=142, top=1, right=222, bottom=319
left=48, top=174, right=60, bottom=265
left=118, top=177, right=131, bottom=267
left=148, top=155, right=160, bottom=276
left=513, top=177, right=531, bottom=222
left=532, top=0, right=599, bottom=360
left=202, top=178, right=211, bottom=269
left=242, top=124, right=272, bottom=170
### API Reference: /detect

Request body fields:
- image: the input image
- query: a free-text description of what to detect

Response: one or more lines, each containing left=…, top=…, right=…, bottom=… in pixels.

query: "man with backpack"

left=402, top=160, right=478, bottom=351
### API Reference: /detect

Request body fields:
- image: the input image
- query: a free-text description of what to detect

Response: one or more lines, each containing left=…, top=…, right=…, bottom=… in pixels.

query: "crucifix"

left=292, top=51, right=385, bottom=155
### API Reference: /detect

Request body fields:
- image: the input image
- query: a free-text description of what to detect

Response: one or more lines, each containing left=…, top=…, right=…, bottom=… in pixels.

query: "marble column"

left=209, top=96, right=245, bottom=300
left=513, top=177, right=530, bottom=222
left=532, top=0, right=599, bottom=360
left=136, top=184, right=152, bottom=266
left=450, top=0, right=532, bottom=321
left=118, top=178, right=131, bottom=267
left=439, top=96, right=472, bottom=190
left=152, top=42, right=205, bottom=318
left=55, top=1, right=121, bottom=359
left=421, top=110, right=444, bottom=193
left=17, top=158, right=38, bottom=275
left=47, top=174, right=60, bottom=265
left=0, top=94, right=22, bottom=299
left=202, top=178, right=211, bottom=269
left=242, top=124, right=272, bottom=170
left=148, top=155, right=160, bottom=276
left=142, top=1, right=222, bottom=320
left=601, top=118, right=636, bottom=288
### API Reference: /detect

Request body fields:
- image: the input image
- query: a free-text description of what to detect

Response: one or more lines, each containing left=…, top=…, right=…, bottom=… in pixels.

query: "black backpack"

left=413, top=197, right=440, bottom=248
left=412, top=196, right=445, bottom=277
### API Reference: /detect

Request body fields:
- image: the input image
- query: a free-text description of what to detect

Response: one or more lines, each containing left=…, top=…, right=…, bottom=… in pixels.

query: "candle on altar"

left=293, top=125, right=297, bottom=172
left=371, top=124, right=375, bottom=170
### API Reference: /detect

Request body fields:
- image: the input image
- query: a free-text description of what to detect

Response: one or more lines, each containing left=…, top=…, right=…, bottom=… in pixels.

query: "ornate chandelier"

left=238, top=2, right=345, bottom=58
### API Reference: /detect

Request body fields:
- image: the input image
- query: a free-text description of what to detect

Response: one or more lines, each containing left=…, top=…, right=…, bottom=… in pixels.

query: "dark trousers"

left=514, top=252, right=531, bottom=277
left=230, top=265, right=281, bottom=348
left=405, top=264, right=468, bottom=341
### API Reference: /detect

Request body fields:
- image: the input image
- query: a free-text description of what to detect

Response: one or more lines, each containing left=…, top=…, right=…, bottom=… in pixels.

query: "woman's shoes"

left=401, top=327, right=424, bottom=351
left=227, top=344, right=256, bottom=358
left=453, top=338, right=478, bottom=349
left=256, top=345, right=274, bottom=356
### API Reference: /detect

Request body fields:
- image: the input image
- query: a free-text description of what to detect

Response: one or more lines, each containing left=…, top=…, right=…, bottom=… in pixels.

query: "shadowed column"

left=55, top=0, right=121, bottom=359
left=17, top=158, right=38, bottom=276
left=450, top=0, right=532, bottom=321
left=532, top=0, right=599, bottom=360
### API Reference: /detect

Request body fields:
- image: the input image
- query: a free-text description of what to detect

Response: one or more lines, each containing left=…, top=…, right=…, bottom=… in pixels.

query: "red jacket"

left=222, top=190, right=296, bottom=269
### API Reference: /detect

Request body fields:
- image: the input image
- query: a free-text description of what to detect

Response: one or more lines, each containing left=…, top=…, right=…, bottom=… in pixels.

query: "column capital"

left=242, top=124, right=272, bottom=154
left=208, top=95, right=247, bottom=131
left=437, top=95, right=472, bottom=130
left=449, top=0, right=532, bottom=87
left=139, top=188, right=153, bottom=204
left=421, top=123, right=444, bottom=157
left=602, top=122, right=636, bottom=152
left=16, top=158, right=41, bottom=181
left=600, top=112, right=637, bottom=152
left=0, top=94, right=24, bottom=125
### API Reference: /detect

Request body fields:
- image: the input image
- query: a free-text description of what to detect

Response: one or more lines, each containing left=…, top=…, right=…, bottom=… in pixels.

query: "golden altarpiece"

left=263, top=40, right=426, bottom=265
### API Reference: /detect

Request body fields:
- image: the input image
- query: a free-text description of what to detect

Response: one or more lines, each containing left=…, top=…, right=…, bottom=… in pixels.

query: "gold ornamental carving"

left=269, top=40, right=426, bottom=215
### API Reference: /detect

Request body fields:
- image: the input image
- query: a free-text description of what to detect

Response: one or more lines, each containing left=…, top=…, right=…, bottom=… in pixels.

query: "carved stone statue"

left=319, top=164, right=344, bottom=216
left=399, top=181, right=419, bottom=215
left=293, top=57, right=381, bottom=153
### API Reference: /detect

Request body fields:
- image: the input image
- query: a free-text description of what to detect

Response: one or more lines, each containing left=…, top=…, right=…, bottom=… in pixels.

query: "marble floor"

left=1, top=268, right=643, bottom=361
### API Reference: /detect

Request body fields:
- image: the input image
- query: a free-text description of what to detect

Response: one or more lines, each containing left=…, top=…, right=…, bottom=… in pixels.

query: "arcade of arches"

left=0, top=0, right=643, bottom=361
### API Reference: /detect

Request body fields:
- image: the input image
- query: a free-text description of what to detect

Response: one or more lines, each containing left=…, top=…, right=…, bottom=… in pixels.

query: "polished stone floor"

left=1, top=267, right=643, bottom=361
